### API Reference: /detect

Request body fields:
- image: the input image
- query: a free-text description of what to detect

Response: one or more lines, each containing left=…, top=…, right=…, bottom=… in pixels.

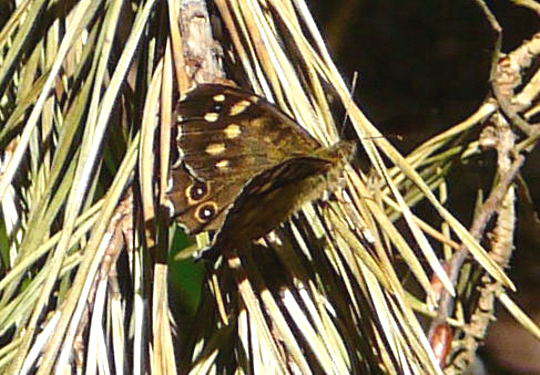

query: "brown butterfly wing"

left=174, top=84, right=321, bottom=179
left=168, top=84, right=323, bottom=234
left=166, top=165, right=241, bottom=234
left=207, top=140, right=356, bottom=252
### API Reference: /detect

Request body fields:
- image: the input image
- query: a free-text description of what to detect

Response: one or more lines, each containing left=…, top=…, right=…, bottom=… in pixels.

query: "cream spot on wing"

left=213, top=94, right=226, bottom=102
left=204, top=112, right=219, bottom=122
left=249, top=96, right=260, bottom=103
left=223, top=124, right=242, bottom=139
left=205, top=143, right=226, bottom=155
left=251, top=117, right=269, bottom=128
left=215, top=160, right=230, bottom=169
left=229, top=100, right=251, bottom=116
left=177, top=114, right=184, bottom=122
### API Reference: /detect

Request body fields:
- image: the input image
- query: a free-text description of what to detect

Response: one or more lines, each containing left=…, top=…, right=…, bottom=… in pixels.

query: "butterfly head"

left=314, top=140, right=357, bottom=165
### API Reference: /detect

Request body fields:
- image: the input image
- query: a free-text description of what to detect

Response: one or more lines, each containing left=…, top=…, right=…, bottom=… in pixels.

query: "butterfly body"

left=166, top=84, right=354, bottom=256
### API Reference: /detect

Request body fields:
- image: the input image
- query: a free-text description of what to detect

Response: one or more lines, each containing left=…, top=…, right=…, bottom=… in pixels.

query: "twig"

left=443, top=115, right=520, bottom=373
left=179, top=0, right=227, bottom=86
left=511, top=32, right=540, bottom=112
left=475, top=0, right=539, bottom=136
left=427, top=4, right=536, bottom=358
left=73, top=190, right=134, bottom=367
left=429, top=152, right=523, bottom=322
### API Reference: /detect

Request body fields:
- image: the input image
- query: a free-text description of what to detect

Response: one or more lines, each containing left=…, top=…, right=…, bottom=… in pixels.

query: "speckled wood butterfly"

left=165, top=84, right=355, bottom=255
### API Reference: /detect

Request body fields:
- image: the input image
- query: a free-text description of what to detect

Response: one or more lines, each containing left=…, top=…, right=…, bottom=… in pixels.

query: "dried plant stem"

left=427, top=2, right=540, bottom=370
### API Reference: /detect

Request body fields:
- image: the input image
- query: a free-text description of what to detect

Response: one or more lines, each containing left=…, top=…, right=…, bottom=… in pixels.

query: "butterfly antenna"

left=338, top=72, right=403, bottom=145
left=340, top=71, right=359, bottom=138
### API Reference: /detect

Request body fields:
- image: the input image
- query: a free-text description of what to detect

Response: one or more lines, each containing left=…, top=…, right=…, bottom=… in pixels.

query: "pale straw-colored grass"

left=0, top=0, right=537, bottom=374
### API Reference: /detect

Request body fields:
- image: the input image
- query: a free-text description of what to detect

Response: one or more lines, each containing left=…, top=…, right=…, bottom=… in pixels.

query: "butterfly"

left=165, top=84, right=355, bottom=258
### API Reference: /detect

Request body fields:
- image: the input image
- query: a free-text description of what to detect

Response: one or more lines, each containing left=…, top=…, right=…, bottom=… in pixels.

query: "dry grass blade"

left=0, top=0, right=154, bottom=373
left=177, top=0, right=537, bottom=373
left=0, top=0, right=537, bottom=373
left=180, top=0, right=446, bottom=372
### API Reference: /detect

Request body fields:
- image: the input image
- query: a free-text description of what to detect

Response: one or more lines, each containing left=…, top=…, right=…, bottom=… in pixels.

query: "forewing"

left=174, top=84, right=321, bottom=180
